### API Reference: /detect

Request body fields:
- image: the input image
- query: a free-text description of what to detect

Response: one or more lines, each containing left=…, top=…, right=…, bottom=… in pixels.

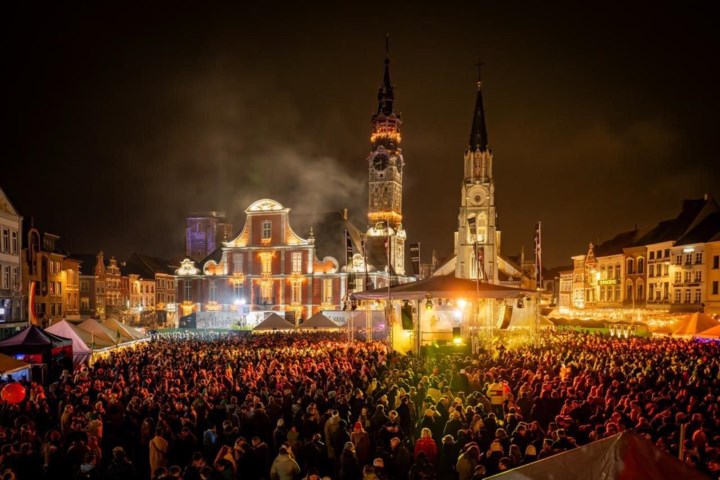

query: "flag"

left=409, top=243, right=421, bottom=276
left=534, top=221, right=543, bottom=288
left=344, top=229, right=353, bottom=267
left=467, top=215, right=477, bottom=236
left=477, top=244, right=486, bottom=281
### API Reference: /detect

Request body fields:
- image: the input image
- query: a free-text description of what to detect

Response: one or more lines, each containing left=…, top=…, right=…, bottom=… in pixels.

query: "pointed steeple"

left=376, top=34, right=395, bottom=117
left=468, top=61, right=489, bottom=152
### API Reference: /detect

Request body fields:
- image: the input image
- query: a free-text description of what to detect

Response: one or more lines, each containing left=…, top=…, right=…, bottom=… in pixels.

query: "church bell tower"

left=366, top=37, right=406, bottom=277
left=455, top=64, right=498, bottom=283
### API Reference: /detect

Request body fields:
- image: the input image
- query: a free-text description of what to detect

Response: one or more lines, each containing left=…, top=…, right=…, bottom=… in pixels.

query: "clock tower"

left=365, top=40, right=406, bottom=277
left=455, top=65, right=498, bottom=282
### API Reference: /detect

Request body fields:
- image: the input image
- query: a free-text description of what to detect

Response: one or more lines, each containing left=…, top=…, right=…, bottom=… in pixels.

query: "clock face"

left=373, top=153, right=389, bottom=171
left=470, top=186, right=488, bottom=206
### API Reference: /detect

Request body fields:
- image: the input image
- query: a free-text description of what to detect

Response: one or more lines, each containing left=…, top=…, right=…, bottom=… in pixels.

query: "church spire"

left=468, top=61, right=489, bottom=152
left=376, top=34, right=395, bottom=117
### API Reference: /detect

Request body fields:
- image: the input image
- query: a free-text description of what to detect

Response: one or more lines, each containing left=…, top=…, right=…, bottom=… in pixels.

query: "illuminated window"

left=233, top=254, right=243, bottom=273
left=262, top=221, right=272, bottom=241
left=260, top=282, right=273, bottom=304
left=184, top=281, right=192, bottom=302
left=323, top=278, right=333, bottom=304
left=261, top=254, right=272, bottom=274
left=684, top=271, right=691, bottom=283
left=694, top=271, right=702, bottom=283
left=695, top=290, right=701, bottom=303
left=10, top=231, right=17, bottom=254
left=685, top=290, right=691, bottom=303
left=637, top=258, right=644, bottom=274
left=209, top=280, right=217, bottom=302
left=291, top=282, right=302, bottom=304
left=292, top=252, right=302, bottom=273
left=233, top=282, right=243, bottom=300
left=674, top=272, right=681, bottom=284
left=695, top=252, right=703, bottom=264
left=675, top=290, right=681, bottom=303
left=626, top=259, right=634, bottom=275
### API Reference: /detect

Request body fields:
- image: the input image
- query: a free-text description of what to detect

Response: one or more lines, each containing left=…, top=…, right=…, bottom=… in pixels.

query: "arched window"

left=626, top=280, right=633, bottom=301
left=627, top=258, right=635, bottom=275
left=636, top=281, right=644, bottom=301
left=637, top=257, right=645, bottom=274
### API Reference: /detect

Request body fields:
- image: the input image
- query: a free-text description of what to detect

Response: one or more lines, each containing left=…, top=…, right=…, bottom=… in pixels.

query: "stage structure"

left=352, top=274, right=536, bottom=354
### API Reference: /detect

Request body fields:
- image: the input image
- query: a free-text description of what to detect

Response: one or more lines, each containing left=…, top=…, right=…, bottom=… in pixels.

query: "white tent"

left=253, top=313, right=296, bottom=331
left=300, top=312, right=342, bottom=330
left=104, top=317, right=145, bottom=341
left=672, top=312, right=719, bottom=336
left=77, top=318, right=119, bottom=345
left=46, top=320, right=94, bottom=366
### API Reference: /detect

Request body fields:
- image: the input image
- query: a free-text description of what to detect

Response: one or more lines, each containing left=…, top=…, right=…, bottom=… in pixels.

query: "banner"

left=409, top=243, right=420, bottom=276
left=476, top=244, right=486, bottom=281
left=28, top=281, right=37, bottom=325
left=467, top=215, right=477, bottom=236
left=534, top=222, right=543, bottom=288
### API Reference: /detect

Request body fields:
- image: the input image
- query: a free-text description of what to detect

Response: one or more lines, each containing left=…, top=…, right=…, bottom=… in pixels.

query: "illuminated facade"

left=0, top=187, right=22, bottom=324
left=455, top=67, right=498, bottom=283
left=176, top=199, right=345, bottom=325
left=364, top=46, right=407, bottom=278
left=185, top=211, right=233, bottom=261
left=122, top=253, right=177, bottom=326
left=566, top=195, right=720, bottom=315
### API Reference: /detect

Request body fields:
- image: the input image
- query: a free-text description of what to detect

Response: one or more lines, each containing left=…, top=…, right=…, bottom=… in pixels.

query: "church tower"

left=365, top=38, right=406, bottom=277
left=455, top=65, right=498, bottom=282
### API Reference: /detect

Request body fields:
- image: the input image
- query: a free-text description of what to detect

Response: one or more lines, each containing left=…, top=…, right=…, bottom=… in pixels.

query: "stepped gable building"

left=175, top=199, right=345, bottom=325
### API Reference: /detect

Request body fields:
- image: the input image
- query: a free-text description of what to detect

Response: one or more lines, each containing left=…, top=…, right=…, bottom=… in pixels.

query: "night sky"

left=3, top=3, right=718, bottom=268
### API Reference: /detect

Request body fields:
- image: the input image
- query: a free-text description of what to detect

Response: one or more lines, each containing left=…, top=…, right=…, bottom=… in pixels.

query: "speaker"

left=401, top=304, right=414, bottom=330
left=499, top=305, right=513, bottom=329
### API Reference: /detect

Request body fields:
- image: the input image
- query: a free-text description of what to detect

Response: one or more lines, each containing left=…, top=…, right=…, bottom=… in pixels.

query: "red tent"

left=0, top=325, right=72, bottom=374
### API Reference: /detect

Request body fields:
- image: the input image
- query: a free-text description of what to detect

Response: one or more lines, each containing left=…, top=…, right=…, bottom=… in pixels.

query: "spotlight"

left=425, top=296, right=433, bottom=310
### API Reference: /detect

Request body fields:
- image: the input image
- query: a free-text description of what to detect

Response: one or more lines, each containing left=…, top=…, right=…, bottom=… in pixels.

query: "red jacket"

left=414, top=436, right=438, bottom=465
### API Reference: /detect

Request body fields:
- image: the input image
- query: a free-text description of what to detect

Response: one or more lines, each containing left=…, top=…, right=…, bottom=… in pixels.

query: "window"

left=675, top=255, right=682, bottom=265
left=209, top=280, right=217, bottom=302
left=10, top=231, right=17, bottom=254
left=291, top=252, right=302, bottom=273
left=1, top=266, right=8, bottom=289
left=649, top=265, right=654, bottom=277
left=11, top=267, right=18, bottom=289
left=684, top=271, right=691, bottom=283
left=57, top=282, right=62, bottom=296
left=1, top=228, right=7, bottom=253
left=637, top=283, right=643, bottom=300
left=675, top=290, right=681, bottom=303
left=627, top=259, right=634, bottom=275
left=626, top=284, right=633, bottom=301
left=713, top=281, right=719, bottom=295
left=184, top=280, right=192, bottom=302
left=686, top=254, right=692, bottom=265
left=694, top=271, right=702, bottom=283
left=354, top=277, right=364, bottom=292
left=260, top=282, right=273, bottom=304
left=696, top=252, right=703, bottom=264
left=695, top=290, right=702, bottom=303
left=262, top=221, right=272, bottom=241
left=233, top=254, right=243, bottom=274
left=714, top=255, right=720, bottom=270
left=261, top=254, right=272, bottom=274
left=291, top=282, right=302, bottom=304
left=649, top=251, right=655, bottom=261
left=674, top=272, right=682, bottom=284
left=233, top=282, right=243, bottom=301
left=685, top=290, right=691, bottom=303
left=637, top=258, right=644, bottom=274
left=323, top=278, right=333, bottom=304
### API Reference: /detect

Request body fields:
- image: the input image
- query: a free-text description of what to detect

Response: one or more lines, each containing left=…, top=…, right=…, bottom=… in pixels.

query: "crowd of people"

left=1, top=329, right=720, bottom=480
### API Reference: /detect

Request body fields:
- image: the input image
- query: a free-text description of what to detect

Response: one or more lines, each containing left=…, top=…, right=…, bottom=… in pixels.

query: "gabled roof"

left=675, top=211, right=720, bottom=246
left=594, top=228, right=644, bottom=257
left=124, top=253, right=176, bottom=278
left=638, top=196, right=719, bottom=246
left=301, top=312, right=341, bottom=329
left=0, top=325, right=72, bottom=354
left=253, top=313, right=296, bottom=331
left=0, top=187, right=20, bottom=218
left=199, top=247, right=224, bottom=269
